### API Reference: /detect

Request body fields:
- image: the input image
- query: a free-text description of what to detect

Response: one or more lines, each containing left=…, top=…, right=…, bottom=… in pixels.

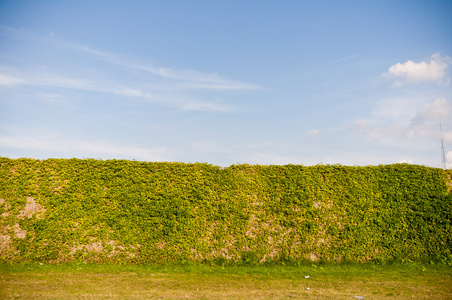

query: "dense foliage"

left=1, top=157, right=451, bottom=264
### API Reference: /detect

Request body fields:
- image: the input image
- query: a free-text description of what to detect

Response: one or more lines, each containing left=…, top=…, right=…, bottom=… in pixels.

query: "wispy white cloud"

left=135, top=65, right=260, bottom=90
left=0, top=66, right=97, bottom=91
left=373, top=96, right=424, bottom=121
left=172, top=98, right=229, bottom=112
left=114, top=88, right=229, bottom=112
left=30, top=73, right=96, bottom=91
left=383, top=53, right=451, bottom=87
left=351, top=119, right=380, bottom=139
left=115, top=89, right=153, bottom=99
left=37, top=93, right=63, bottom=104
left=312, top=54, right=360, bottom=68
left=307, top=129, right=319, bottom=136
left=71, top=42, right=260, bottom=91
left=398, top=158, right=414, bottom=164
left=0, top=67, right=231, bottom=112
left=0, top=73, right=23, bottom=86
left=447, top=151, right=452, bottom=168
left=245, top=152, right=304, bottom=166
left=414, top=97, right=450, bottom=120
left=0, top=25, right=260, bottom=112
left=351, top=97, right=452, bottom=143
left=0, top=134, right=170, bottom=161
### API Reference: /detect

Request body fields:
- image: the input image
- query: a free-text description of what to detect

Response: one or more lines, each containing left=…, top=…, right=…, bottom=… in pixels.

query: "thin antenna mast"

left=439, top=113, right=446, bottom=170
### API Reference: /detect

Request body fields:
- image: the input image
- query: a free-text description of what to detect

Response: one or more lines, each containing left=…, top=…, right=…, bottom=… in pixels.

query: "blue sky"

left=1, top=0, right=452, bottom=168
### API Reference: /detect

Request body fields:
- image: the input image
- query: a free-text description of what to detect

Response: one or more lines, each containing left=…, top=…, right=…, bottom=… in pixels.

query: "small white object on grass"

left=306, top=287, right=310, bottom=290
left=354, top=296, right=365, bottom=300
left=304, top=275, right=309, bottom=278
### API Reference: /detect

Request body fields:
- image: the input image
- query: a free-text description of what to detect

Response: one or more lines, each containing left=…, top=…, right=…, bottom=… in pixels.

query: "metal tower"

left=439, top=113, right=446, bottom=170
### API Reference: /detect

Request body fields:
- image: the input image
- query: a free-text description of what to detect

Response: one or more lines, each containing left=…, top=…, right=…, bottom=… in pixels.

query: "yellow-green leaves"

left=0, top=157, right=450, bottom=264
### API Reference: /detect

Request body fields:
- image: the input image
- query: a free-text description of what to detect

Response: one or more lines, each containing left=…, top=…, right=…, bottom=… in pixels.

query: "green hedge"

left=1, top=157, right=451, bottom=264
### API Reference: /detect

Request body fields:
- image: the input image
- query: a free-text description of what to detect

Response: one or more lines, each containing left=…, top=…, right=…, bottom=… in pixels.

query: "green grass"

left=1, top=262, right=451, bottom=299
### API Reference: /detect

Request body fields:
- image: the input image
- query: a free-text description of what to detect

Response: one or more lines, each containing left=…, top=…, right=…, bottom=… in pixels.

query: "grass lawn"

left=1, top=262, right=451, bottom=299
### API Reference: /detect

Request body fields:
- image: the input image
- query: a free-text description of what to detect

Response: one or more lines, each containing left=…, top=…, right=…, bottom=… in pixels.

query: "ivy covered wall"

left=1, top=157, right=451, bottom=264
